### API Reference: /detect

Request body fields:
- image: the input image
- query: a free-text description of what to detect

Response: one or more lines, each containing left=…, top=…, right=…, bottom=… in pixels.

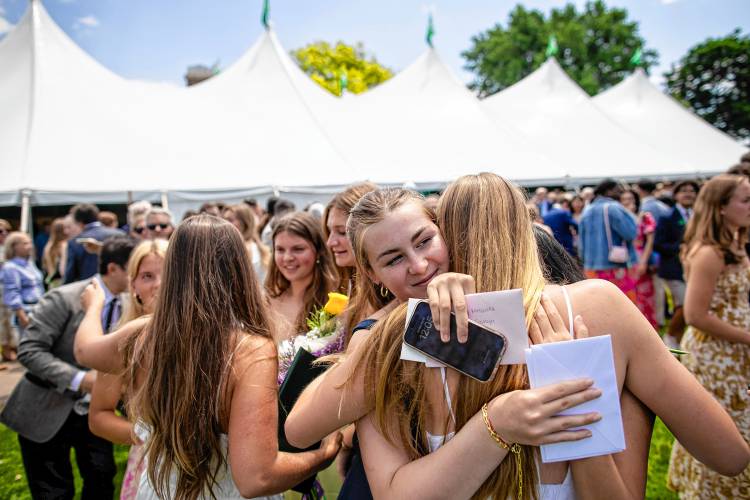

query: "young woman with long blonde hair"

left=668, top=174, right=750, bottom=497
left=287, top=186, right=612, bottom=499
left=87, top=238, right=168, bottom=500
left=74, top=215, right=340, bottom=499
left=322, top=182, right=380, bottom=344
left=287, top=174, right=749, bottom=499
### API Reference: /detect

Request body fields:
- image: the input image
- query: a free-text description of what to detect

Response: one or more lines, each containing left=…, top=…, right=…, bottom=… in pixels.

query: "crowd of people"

left=0, top=159, right=749, bottom=499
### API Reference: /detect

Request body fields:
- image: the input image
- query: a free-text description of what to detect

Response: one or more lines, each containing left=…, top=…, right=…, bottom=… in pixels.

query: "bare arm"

left=571, top=388, right=653, bottom=500
left=89, top=372, right=134, bottom=445
left=74, top=280, right=147, bottom=373
left=683, top=246, right=750, bottom=345
left=532, top=293, right=652, bottom=499
left=228, top=336, right=341, bottom=498
left=359, top=380, right=601, bottom=500
left=285, top=329, right=372, bottom=448
left=562, top=279, right=750, bottom=476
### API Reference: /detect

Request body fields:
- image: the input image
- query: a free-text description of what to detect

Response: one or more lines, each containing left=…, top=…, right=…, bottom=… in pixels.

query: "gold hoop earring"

left=379, top=284, right=389, bottom=298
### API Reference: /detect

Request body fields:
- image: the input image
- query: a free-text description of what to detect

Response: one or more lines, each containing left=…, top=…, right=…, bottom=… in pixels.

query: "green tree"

left=291, top=41, right=392, bottom=96
left=665, top=29, right=750, bottom=141
left=462, top=0, right=657, bottom=97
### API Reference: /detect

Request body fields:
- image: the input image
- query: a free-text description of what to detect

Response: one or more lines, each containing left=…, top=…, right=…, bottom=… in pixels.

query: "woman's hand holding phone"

left=486, top=378, right=602, bottom=446
left=426, top=272, right=476, bottom=343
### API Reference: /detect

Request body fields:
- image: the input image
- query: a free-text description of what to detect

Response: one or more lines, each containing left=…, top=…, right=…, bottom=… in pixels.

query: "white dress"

left=135, top=423, right=284, bottom=500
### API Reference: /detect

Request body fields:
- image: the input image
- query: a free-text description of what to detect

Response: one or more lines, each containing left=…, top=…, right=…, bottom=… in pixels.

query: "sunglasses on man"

left=146, top=223, right=171, bottom=231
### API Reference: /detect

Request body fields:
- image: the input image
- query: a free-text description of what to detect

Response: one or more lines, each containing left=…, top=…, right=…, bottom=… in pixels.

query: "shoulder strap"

left=560, top=286, right=574, bottom=336
left=603, top=204, right=614, bottom=251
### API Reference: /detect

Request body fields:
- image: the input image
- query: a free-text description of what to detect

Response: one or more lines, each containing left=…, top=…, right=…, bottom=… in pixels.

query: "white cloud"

left=661, top=0, right=680, bottom=5
left=74, top=15, right=100, bottom=29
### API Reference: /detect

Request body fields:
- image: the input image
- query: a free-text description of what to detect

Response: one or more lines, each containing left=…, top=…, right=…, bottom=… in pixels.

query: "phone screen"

left=403, top=301, right=506, bottom=382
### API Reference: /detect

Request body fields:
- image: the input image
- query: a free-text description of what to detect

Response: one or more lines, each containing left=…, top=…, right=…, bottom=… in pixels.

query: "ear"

left=365, top=268, right=380, bottom=286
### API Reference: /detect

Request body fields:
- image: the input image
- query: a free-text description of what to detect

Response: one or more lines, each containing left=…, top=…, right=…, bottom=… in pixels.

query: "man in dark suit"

left=1, top=237, right=134, bottom=499
left=654, top=180, right=699, bottom=348
left=63, top=204, right=123, bottom=284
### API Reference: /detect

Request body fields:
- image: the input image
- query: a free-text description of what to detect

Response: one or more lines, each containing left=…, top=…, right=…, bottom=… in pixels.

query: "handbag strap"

left=603, top=203, right=614, bottom=251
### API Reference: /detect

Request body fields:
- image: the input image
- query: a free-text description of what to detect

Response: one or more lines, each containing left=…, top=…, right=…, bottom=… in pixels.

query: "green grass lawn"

left=2, top=418, right=679, bottom=499
left=0, top=423, right=129, bottom=500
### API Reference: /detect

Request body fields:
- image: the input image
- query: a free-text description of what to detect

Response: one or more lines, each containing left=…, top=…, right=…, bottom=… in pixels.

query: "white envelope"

left=400, top=291, right=528, bottom=367
left=525, top=335, right=625, bottom=463
left=465, top=289, right=528, bottom=365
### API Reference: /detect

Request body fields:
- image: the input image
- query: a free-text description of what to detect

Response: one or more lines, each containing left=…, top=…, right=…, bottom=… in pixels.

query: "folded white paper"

left=525, top=335, right=625, bottom=463
left=465, top=289, right=528, bottom=365
left=400, top=290, right=529, bottom=366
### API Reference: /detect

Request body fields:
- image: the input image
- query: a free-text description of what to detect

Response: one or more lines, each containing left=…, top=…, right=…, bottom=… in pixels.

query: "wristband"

left=482, top=403, right=523, bottom=500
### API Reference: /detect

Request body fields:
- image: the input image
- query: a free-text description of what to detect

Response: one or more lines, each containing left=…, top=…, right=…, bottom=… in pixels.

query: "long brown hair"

left=42, top=217, right=67, bottom=276
left=322, top=182, right=378, bottom=292
left=682, top=174, right=749, bottom=267
left=265, top=212, right=338, bottom=333
left=128, top=215, right=273, bottom=500
left=354, top=174, right=545, bottom=500
left=343, top=188, right=432, bottom=344
left=224, top=204, right=271, bottom=270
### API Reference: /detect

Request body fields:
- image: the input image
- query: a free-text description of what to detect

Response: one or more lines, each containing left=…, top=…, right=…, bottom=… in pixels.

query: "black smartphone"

left=403, top=300, right=507, bottom=382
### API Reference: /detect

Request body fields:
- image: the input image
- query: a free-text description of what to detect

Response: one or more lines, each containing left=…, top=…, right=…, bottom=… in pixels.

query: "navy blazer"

left=63, top=223, right=124, bottom=284
left=654, top=207, right=687, bottom=281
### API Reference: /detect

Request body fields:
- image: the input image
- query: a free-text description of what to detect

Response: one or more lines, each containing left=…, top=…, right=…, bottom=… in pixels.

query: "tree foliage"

left=462, top=1, right=657, bottom=97
left=291, top=41, right=392, bottom=96
left=665, top=29, right=750, bottom=141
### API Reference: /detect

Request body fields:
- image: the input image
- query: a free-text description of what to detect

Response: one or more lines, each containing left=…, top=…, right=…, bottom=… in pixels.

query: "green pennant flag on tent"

left=630, top=48, right=643, bottom=66
left=545, top=35, right=558, bottom=58
left=261, top=0, right=270, bottom=29
left=426, top=14, right=435, bottom=47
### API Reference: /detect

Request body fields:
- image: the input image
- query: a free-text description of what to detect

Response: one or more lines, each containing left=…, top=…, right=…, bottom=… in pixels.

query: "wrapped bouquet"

left=278, top=292, right=348, bottom=383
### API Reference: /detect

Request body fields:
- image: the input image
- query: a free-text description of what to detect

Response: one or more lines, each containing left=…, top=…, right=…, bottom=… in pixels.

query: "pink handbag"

left=604, top=204, right=629, bottom=264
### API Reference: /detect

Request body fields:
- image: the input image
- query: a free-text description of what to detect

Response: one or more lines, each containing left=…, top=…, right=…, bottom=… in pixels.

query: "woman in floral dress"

left=668, top=175, right=750, bottom=498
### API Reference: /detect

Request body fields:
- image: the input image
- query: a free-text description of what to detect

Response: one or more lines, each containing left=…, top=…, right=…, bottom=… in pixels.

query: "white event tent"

left=0, top=0, right=363, bottom=221
left=481, top=58, right=709, bottom=183
left=2, top=0, right=748, bottom=224
left=593, top=68, right=748, bottom=171
left=320, top=48, right=566, bottom=187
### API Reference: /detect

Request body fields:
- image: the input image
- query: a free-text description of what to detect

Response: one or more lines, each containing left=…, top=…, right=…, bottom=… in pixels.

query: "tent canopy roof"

left=593, top=68, right=747, bottom=171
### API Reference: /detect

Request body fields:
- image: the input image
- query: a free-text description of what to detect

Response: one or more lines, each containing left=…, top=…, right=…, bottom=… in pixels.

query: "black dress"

left=338, top=318, right=377, bottom=500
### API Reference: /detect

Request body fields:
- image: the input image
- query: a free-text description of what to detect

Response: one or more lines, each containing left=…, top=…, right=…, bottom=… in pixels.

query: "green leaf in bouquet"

left=668, top=348, right=689, bottom=356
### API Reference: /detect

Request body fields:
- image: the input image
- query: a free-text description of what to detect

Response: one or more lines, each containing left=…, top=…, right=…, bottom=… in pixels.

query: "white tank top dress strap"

left=560, top=285, right=575, bottom=335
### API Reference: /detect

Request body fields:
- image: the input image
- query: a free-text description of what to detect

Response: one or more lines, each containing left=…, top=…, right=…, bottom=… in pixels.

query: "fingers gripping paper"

left=401, top=290, right=529, bottom=366
left=525, top=335, right=626, bottom=462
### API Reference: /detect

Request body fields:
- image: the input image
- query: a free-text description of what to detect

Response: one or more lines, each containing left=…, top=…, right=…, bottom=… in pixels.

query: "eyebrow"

left=376, top=226, right=429, bottom=261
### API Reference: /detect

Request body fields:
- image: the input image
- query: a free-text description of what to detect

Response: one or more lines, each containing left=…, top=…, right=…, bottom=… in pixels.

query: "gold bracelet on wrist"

left=481, top=403, right=523, bottom=500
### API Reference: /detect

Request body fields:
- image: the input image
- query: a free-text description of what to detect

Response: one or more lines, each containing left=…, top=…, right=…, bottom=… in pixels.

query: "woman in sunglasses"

left=143, top=208, right=174, bottom=240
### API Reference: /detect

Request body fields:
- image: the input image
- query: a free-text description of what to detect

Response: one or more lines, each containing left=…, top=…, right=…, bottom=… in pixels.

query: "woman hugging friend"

left=287, top=173, right=749, bottom=499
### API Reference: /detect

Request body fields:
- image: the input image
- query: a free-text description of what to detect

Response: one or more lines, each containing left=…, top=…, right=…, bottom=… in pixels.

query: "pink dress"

left=632, top=212, right=657, bottom=328
left=119, top=442, right=145, bottom=500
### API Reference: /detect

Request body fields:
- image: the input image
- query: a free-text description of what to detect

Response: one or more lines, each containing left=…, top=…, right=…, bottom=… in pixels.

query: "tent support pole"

left=160, top=191, right=169, bottom=210
left=20, top=189, right=31, bottom=234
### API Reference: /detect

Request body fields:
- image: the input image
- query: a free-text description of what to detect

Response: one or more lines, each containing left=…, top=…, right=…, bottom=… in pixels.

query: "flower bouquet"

left=278, top=292, right=349, bottom=384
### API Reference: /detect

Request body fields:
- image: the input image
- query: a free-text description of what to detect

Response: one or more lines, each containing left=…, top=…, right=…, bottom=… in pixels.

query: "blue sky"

left=0, top=0, right=747, bottom=89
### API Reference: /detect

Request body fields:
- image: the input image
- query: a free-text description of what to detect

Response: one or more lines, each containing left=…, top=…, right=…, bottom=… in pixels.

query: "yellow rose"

left=323, top=292, right=349, bottom=316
